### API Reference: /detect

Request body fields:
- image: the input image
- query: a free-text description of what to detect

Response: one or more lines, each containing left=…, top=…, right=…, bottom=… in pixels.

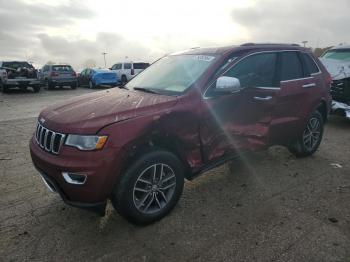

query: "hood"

left=319, top=57, right=350, bottom=80
left=39, top=88, right=178, bottom=134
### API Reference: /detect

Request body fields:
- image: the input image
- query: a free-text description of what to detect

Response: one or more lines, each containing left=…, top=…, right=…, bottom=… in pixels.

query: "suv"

left=0, top=61, right=41, bottom=93
left=110, top=62, right=150, bottom=85
left=319, top=45, right=350, bottom=119
left=41, top=64, right=78, bottom=89
left=30, top=44, right=331, bottom=224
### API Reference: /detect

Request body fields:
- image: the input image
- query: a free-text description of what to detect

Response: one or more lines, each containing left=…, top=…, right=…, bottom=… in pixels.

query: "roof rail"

left=241, top=43, right=300, bottom=47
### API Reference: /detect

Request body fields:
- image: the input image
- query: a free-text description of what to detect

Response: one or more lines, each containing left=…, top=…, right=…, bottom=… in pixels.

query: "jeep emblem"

left=39, top=117, right=45, bottom=124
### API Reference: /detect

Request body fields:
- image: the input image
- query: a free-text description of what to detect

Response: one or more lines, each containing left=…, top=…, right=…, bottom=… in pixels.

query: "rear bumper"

left=4, top=79, right=41, bottom=87
left=50, top=78, right=77, bottom=85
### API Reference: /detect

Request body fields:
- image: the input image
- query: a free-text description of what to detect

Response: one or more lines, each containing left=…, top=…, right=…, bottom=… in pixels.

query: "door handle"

left=253, top=96, right=272, bottom=101
left=302, top=83, right=316, bottom=88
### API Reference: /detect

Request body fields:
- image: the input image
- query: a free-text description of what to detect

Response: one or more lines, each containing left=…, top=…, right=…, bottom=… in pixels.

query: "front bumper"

left=331, top=100, right=350, bottom=119
left=30, top=137, right=126, bottom=214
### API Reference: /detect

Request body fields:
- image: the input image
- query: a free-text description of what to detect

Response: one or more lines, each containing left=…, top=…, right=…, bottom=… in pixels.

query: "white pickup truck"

left=0, top=61, right=41, bottom=93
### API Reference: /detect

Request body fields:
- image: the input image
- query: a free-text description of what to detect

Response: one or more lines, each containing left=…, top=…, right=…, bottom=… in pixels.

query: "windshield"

left=126, top=54, right=217, bottom=95
left=321, top=49, right=350, bottom=60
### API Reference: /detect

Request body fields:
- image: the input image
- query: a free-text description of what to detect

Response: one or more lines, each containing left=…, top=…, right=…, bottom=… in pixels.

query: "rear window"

left=2, top=62, right=33, bottom=69
left=280, top=52, right=303, bottom=81
left=133, top=63, right=150, bottom=69
left=52, top=65, right=72, bottom=71
left=301, top=53, right=319, bottom=75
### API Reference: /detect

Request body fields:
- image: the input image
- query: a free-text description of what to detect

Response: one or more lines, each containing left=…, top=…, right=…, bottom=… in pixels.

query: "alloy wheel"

left=302, top=117, right=321, bottom=151
left=133, top=163, right=176, bottom=214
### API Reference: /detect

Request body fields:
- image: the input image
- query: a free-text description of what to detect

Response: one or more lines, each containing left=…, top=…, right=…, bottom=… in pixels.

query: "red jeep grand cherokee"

left=30, top=44, right=332, bottom=224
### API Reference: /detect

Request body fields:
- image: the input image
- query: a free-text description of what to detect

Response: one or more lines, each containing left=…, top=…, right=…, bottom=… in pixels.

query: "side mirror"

left=215, top=76, right=241, bottom=94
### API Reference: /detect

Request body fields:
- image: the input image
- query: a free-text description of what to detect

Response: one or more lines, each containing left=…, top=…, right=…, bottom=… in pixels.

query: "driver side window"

left=224, top=52, right=278, bottom=88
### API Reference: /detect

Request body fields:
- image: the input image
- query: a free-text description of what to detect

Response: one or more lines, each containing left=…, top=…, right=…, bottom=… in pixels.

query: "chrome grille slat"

left=35, top=122, right=65, bottom=155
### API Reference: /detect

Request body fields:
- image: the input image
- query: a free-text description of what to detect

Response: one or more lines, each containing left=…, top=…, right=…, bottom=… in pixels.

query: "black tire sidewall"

left=112, top=150, right=184, bottom=225
left=289, top=111, right=324, bottom=157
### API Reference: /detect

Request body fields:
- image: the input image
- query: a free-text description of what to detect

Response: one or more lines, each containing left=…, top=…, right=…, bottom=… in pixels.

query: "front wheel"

left=288, top=111, right=324, bottom=158
left=111, top=150, right=185, bottom=225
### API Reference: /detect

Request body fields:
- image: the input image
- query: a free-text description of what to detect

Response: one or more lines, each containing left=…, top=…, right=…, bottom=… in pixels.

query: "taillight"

left=131, top=68, right=135, bottom=75
left=50, top=72, right=59, bottom=77
left=71, top=71, right=77, bottom=77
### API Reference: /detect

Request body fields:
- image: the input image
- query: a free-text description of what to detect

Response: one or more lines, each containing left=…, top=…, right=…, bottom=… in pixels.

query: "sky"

left=0, top=0, right=349, bottom=70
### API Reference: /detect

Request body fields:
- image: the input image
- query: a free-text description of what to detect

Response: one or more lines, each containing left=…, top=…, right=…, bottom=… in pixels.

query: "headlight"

left=65, top=135, right=108, bottom=151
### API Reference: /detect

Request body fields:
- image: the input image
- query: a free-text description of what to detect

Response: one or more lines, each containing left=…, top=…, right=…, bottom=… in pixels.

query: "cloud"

left=0, top=0, right=96, bottom=66
left=231, top=0, right=350, bottom=47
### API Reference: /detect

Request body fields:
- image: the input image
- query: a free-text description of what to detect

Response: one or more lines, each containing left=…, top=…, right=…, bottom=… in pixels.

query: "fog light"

left=62, top=172, right=87, bottom=185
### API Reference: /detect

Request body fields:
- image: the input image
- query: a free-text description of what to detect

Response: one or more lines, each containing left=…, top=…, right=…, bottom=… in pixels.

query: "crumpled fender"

left=331, top=100, right=350, bottom=119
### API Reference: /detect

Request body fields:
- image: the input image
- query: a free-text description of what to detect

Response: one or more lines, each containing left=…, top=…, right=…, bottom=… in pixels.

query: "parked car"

left=110, top=62, right=149, bottom=85
left=78, top=68, right=120, bottom=88
left=0, top=61, right=41, bottom=93
left=41, top=64, right=78, bottom=90
left=30, top=43, right=331, bottom=224
left=319, top=45, right=350, bottom=119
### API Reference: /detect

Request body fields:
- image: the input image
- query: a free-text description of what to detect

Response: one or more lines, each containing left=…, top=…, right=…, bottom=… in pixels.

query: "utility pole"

left=102, top=52, right=107, bottom=68
left=302, top=41, right=308, bottom=47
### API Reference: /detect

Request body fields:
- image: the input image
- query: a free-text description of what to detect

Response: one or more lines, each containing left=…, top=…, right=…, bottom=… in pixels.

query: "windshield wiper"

left=133, top=87, right=159, bottom=94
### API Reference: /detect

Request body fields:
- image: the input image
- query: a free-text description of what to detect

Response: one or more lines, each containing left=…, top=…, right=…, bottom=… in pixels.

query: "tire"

left=47, top=81, right=55, bottom=90
left=89, top=80, right=95, bottom=89
left=33, top=86, right=40, bottom=93
left=111, top=150, right=185, bottom=225
left=288, top=111, right=324, bottom=158
left=71, top=82, right=77, bottom=89
left=121, top=75, right=127, bottom=86
left=1, top=82, right=9, bottom=93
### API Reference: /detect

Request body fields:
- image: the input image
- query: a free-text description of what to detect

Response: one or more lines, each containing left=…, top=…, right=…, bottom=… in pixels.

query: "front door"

left=200, top=52, right=280, bottom=163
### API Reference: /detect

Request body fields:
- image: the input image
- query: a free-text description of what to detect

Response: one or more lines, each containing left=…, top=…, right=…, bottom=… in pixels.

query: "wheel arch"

left=119, top=134, right=192, bottom=181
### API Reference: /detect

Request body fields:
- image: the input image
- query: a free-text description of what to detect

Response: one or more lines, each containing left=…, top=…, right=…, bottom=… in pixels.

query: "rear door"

left=270, top=51, right=319, bottom=145
left=200, top=52, right=280, bottom=162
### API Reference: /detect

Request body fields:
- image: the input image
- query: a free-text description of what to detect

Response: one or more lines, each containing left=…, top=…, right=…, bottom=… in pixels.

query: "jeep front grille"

left=35, top=122, right=65, bottom=154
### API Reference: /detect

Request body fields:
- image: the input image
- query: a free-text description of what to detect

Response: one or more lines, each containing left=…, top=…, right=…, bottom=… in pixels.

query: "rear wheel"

left=288, top=111, right=324, bottom=157
left=1, top=82, right=9, bottom=93
left=47, top=81, right=55, bottom=90
left=121, top=75, right=127, bottom=86
left=111, top=150, right=184, bottom=225
left=33, top=86, right=40, bottom=93
left=89, top=80, right=95, bottom=89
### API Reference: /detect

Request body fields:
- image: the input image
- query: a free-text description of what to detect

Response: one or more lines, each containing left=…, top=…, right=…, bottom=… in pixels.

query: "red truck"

left=30, top=44, right=332, bottom=224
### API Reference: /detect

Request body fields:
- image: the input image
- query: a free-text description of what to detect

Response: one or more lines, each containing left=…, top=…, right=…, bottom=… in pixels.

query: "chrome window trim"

left=203, top=49, right=319, bottom=99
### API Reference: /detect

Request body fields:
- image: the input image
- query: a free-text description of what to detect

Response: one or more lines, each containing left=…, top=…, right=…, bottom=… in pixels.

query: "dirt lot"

left=0, top=87, right=349, bottom=262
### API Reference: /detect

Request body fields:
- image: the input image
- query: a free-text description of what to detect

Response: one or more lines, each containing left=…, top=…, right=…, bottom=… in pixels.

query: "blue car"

left=78, top=68, right=120, bottom=88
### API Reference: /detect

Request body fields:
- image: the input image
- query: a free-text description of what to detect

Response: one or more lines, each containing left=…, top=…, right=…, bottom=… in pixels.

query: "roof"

left=330, top=45, right=350, bottom=50
left=174, top=43, right=307, bottom=56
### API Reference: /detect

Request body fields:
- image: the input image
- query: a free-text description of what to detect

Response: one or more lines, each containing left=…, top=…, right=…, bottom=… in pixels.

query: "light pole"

left=302, top=41, right=308, bottom=47
left=102, top=52, right=107, bottom=68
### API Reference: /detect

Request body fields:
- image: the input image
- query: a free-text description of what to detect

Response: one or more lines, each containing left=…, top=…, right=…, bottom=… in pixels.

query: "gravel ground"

left=0, top=87, right=349, bottom=262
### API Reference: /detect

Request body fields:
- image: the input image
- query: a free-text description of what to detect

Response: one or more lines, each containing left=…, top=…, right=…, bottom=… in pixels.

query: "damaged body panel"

left=320, top=45, right=350, bottom=119
left=0, top=61, right=41, bottom=93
